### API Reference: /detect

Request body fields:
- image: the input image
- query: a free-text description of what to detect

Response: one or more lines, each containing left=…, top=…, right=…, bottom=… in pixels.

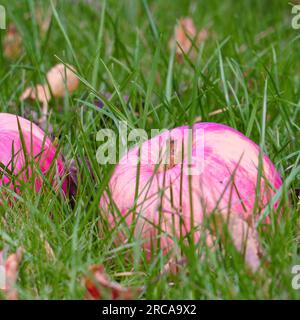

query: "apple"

left=0, top=113, right=65, bottom=194
left=99, top=123, right=282, bottom=268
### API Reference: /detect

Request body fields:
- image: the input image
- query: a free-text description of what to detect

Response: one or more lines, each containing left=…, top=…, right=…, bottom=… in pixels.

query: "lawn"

left=0, top=0, right=299, bottom=299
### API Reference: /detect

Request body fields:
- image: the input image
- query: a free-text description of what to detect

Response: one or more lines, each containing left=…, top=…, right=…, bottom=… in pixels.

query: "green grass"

left=0, top=0, right=300, bottom=299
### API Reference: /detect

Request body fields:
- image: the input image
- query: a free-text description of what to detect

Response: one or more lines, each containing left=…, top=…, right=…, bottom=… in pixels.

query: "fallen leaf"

left=35, top=5, right=52, bottom=37
left=197, top=28, right=209, bottom=44
left=254, top=27, right=274, bottom=43
left=46, top=63, right=79, bottom=98
left=23, top=107, right=53, bottom=134
left=84, top=264, right=141, bottom=300
left=20, top=84, right=50, bottom=129
left=0, top=248, right=23, bottom=300
left=243, top=69, right=255, bottom=90
left=195, top=105, right=238, bottom=122
left=162, top=257, right=187, bottom=274
left=169, top=17, right=209, bottom=61
left=238, top=27, right=274, bottom=53
left=20, top=64, right=78, bottom=102
left=3, top=24, right=22, bottom=60
left=44, top=240, right=55, bottom=261
left=20, top=63, right=79, bottom=128
left=20, top=84, right=51, bottom=104
left=175, top=17, right=197, bottom=52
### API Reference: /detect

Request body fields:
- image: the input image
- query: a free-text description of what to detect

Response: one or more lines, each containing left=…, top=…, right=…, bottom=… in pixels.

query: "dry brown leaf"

left=3, top=24, right=22, bottom=60
left=19, top=63, right=78, bottom=128
left=243, top=69, right=255, bottom=90
left=20, top=63, right=78, bottom=103
left=169, top=17, right=209, bottom=61
left=254, top=27, right=274, bottom=43
left=0, top=248, right=23, bottom=300
left=20, top=84, right=50, bottom=128
left=46, top=63, right=79, bottom=98
left=195, top=107, right=234, bottom=122
left=35, top=5, right=52, bottom=37
left=20, top=84, right=51, bottom=104
left=238, top=27, right=275, bottom=53
left=44, top=240, right=55, bottom=261
left=84, top=265, right=141, bottom=300
left=197, top=28, right=209, bottom=44
left=172, top=17, right=197, bottom=54
left=162, top=257, right=187, bottom=274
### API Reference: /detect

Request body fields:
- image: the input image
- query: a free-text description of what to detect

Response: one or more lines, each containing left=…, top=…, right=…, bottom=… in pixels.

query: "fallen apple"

left=0, top=113, right=65, bottom=194
left=99, top=123, right=282, bottom=270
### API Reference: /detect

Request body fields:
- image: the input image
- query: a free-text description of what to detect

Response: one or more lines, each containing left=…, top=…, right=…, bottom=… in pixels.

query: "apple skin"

left=99, top=122, right=282, bottom=258
left=0, top=113, right=65, bottom=193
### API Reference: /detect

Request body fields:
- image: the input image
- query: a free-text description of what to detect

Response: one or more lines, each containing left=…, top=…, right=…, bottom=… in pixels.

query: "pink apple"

left=0, top=113, right=65, bottom=194
left=99, top=123, right=282, bottom=264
